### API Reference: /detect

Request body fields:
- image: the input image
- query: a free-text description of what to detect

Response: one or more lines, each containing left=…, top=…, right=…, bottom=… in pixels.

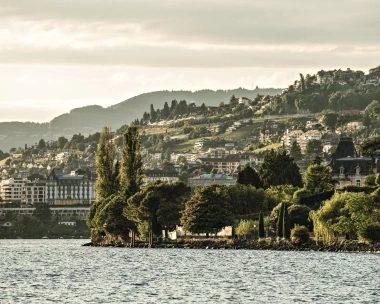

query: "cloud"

left=0, top=0, right=379, bottom=68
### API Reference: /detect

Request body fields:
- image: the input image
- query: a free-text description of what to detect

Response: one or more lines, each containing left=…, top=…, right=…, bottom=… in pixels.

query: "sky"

left=1, top=0, right=379, bottom=122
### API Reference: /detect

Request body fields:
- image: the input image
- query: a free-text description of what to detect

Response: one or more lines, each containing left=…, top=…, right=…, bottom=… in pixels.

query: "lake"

left=1, top=239, right=379, bottom=303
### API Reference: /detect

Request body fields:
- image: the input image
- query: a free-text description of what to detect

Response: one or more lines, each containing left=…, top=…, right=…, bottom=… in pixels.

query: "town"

left=1, top=65, right=380, bottom=247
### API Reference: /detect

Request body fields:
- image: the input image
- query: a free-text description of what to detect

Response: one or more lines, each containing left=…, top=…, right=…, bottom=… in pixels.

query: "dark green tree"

left=299, top=73, right=306, bottom=91
left=162, top=101, right=170, bottom=118
left=258, top=211, right=265, bottom=238
left=283, top=202, right=290, bottom=239
left=236, top=165, right=263, bottom=188
left=303, top=163, right=335, bottom=194
left=32, top=203, right=51, bottom=225
left=149, top=104, right=157, bottom=123
left=359, top=223, right=380, bottom=246
left=94, top=126, right=117, bottom=201
left=181, top=184, right=233, bottom=237
left=259, top=149, right=303, bottom=188
left=125, top=181, right=190, bottom=236
left=57, top=136, right=68, bottom=149
left=288, top=204, right=312, bottom=230
left=93, top=195, right=133, bottom=241
left=289, top=140, right=302, bottom=161
left=170, top=100, right=178, bottom=113
left=360, top=136, right=380, bottom=156
left=119, top=126, right=143, bottom=201
left=38, top=139, right=46, bottom=149
left=321, top=113, right=338, bottom=133
left=305, top=139, right=323, bottom=159
left=277, top=202, right=284, bottom=238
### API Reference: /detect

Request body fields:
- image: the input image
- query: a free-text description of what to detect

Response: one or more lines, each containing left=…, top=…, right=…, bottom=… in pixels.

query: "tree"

left=119, top=126, right=143, bottom=202
left=57, top=136, right=68, bottom=149
left=305, top=140, right=323, bottom=159
left=359, top=223, right=380, bottom=245
left=321, top=113, right=338, bottom=133
left=299, top=73, right=306, bottom=91
left=227, top=184, right=266, bottom=215
left=283, top=202, right=290, bottom=239
left=310, top=192, right=379, bottom=244
left=235, top=220, right=252, bottom=239
left=364, top=174, right=376, bottom=186
left=362, top=112, right=371, bottom=127
left=149, top=104, right=157, bottom=123
left=33, top=203, right=51, bottom=225
left=259, top=149, right=303, bottom=188
left=236, top=165, right=263, bottom=188
left=258, top=211, right=265, bottom=238
left=125, top=181, right=190, bottom=236
left=303, top=163, right=335, bottom=194
left=181, top=184, right=233, bottom=237
left=38, top=139, right=46, bottom=149
left=289, top=141, right=302, bottom=161
left=162, top=101, right=170, bottom=118
left=96, top=196, right=133, bottom=241
left=94, top=126, right=117, bottom=201
left=288, top=204, right=312, bottom=230
left=360, top=136, right=380, bottom=156
left=277, top=202, right=285, bottom=238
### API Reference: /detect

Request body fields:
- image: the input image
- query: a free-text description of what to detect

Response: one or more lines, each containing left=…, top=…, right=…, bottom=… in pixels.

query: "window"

left=356, top=180, right=361, bottom=186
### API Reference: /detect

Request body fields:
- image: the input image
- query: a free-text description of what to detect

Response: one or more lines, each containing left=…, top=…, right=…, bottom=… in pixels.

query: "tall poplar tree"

left=94, top=126, right=117, bottom=201
left=119, top=126, right=143, bottom=202
left=258, top=210, right=265, bottom=238
left=277, top=202, right=284, bottom=238
left=283, top=202, right=290, bottom=239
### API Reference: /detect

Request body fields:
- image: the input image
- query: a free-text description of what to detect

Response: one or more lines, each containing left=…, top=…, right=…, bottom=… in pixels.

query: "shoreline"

left=83, top=238, right=380, bottom=253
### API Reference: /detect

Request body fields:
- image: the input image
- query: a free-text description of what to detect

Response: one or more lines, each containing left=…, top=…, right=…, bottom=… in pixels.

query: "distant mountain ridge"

left=0, top=88, right=282, bottom=151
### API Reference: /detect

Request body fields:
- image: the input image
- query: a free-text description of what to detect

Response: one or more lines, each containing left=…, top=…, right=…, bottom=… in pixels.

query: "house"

left=329, top=136, right=374, bottom=187
left=346, top=121, right=364, bottom=132
left=238, top=97, right=250, bottom=105
left=142, top=169, right=179, bottom=187
left=316, top=70, right=334, bottom=84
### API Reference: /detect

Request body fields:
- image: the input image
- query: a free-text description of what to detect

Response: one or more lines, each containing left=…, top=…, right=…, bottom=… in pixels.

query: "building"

left=45, top=168, right=96, bottom=205
left=197, top=154, right=253, bottom=173
left=329, top=136, right=374, bottom=187
left=142, top=169, right=179, bottom=187
left=22, top=180, right=46, bottom=206
left=0, top=207, right=90, bottom=221
left=189, top=173, right=236, bottom=190
left=0, top=178, right=29, bottom=203
left=316, top=71, right=334, bottom=84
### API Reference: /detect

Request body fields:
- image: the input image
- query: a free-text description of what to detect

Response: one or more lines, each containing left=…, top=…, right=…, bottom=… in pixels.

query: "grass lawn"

left=0, top=157, right=10, bottom=166
left=173, top=140, right=195, bottom=152
left=253, top=142, right=282, bottom=153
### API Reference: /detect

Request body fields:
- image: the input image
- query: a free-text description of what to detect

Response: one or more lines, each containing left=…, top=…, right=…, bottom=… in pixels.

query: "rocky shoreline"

left=83, top=238, right=380, bottom=253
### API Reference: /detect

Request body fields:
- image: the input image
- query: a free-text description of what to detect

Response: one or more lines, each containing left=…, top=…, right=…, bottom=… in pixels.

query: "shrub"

left=290, top=225, right=309, bottom=245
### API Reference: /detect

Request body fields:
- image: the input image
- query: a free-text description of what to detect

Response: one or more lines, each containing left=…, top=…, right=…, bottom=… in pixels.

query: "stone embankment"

left=83, top=238, right=380, bottom=253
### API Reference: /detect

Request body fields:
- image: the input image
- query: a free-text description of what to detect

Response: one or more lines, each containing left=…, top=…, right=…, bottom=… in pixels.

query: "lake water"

left=1, top=239, right=379, bottom=303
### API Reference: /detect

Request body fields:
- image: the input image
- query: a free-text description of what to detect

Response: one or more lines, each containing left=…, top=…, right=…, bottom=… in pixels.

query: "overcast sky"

left=1, top=0, right=379, bottom=122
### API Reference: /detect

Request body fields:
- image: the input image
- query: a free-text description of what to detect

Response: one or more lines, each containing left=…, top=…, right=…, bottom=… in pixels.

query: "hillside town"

left=1, top=65, right=380, bottom=243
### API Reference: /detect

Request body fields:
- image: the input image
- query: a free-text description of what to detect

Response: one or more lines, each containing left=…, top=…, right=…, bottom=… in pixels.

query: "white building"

left=45, top=168, right=96, bottom=205
left=0, top=178, right=29, bottom=203
left=142, top=169, right=179, bottom=187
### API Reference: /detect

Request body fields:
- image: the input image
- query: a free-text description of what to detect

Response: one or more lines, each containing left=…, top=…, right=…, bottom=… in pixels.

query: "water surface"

left=1, top=240, right=379, bottom=303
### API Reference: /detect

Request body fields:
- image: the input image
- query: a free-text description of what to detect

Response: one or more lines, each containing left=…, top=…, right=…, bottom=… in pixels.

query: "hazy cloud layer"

left=1, top=0, right=379, bottom=67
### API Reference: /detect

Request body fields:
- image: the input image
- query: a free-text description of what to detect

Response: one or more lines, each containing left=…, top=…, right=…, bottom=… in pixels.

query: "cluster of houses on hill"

left=288, top=65, right=380, bottom=92
left=2, top=135, right=380, bottom=224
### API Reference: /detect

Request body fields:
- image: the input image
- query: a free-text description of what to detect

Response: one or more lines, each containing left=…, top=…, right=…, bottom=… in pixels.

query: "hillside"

left=0, top=88, right=281, bottom=152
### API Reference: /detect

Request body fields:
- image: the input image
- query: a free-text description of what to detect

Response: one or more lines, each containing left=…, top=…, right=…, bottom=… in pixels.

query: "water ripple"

left=0, top=240, right=379, bottom=303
